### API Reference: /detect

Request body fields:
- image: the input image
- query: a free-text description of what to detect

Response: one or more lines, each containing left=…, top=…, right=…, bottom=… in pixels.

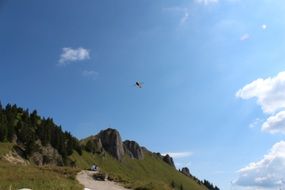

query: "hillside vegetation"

left=0, top=101, right=219, bottom=190
left=71, top=150, right=207, bottom=190
left=0, top=103, right=82, bottom=165
left=0, top=143, right=83, bottom=190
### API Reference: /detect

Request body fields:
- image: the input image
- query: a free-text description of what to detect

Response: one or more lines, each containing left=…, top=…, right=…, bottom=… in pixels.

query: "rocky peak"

left=162, top=154, right=175, bottom=168
left=97, top=128, right=125, bottom=160
left=123, top=140, right=144, bottom=160
left=85, top=136, right=103, bottom=154
left=181, top=167, right=191, bottom=177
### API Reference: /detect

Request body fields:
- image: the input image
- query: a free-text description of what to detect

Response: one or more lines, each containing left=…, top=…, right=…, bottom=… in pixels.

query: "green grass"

left=0, top=142, right=207, bottom=190
left=0, top=143, right=83, bottom=190
left=0, top=142, right=14, bottom=157
left=70, top=150, right=207, bottom=190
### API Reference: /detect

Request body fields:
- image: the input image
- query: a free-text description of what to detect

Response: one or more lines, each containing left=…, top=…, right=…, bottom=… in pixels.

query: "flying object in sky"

left=135, top=81, right=143, bottom=88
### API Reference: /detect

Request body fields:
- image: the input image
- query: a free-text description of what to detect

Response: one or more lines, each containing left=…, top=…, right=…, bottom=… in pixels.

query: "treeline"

left=193, top=176, right=219, bottom=190
left=0, top=102, right=82, bottom=162
left=202, top=180, right=220, bottom=190
left=178, top=169, right=220, bottom=190
left=171, top=179, right=219, bottom=190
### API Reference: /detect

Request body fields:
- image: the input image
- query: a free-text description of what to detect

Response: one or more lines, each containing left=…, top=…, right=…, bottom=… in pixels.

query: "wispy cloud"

left=234, top=141, right=285, bottom=189
left=82, top=70, right=98, bottom=80
left=163, top=6, right=190, bottom=25
left=195, top=0, right=219, bottom=5
left=180, top=9, right=190, bottom=25
left=58, top=47, right=90, bottom=65
left=162, top=151, right=193, bottom=159
left=240, top=33, right=250, bottom=41
left=176, top=161, right=192, bottom=168
left=249, top=118, right=263, bottom=128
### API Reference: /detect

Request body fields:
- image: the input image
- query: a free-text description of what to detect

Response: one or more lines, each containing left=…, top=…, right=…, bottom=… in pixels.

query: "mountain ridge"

left=0, top=102, right=219, bottom=190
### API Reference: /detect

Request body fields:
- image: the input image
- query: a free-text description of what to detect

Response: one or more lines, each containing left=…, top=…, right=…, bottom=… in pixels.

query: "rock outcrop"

left=97, top=128, right=125, bottom=160
left=162, top=154, right=175, bottom=168
left=29, top=141, right=63, bottom=166
left=141, top=146, right=151, bottom=154
left=85, top=136, right=103, bottom=154
left=181, top=167, right=191, bottom=177
left=3, top=149, right=29, bottom=165
left=123, top=140, right=144, bottom=160
left=82, top=129, right=146, bottom=160
left=92, top=137, right=103, bottom=153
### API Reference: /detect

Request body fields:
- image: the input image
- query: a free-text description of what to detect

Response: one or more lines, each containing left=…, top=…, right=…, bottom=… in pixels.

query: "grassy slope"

left=0, top=142, right=207, bottom=190
left=0, top=143, right=14, bottom=157
left=0, top=143, right=83, bottom=190
left=70, top=150, right=207, bottom=190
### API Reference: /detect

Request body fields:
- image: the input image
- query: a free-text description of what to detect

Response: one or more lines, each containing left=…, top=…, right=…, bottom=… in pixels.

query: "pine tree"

left=0, top=101, right=84, bottom=165
left=0, top=109, right=8, bottom=141
left=85, top=140, right=95, bottom=153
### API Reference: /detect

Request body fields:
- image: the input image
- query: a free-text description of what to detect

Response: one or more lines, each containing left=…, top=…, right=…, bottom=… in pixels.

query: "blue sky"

left=1, top=0, right=285, bottom=189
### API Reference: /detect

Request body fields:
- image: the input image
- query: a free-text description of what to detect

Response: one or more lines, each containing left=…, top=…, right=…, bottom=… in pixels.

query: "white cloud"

left=162, top=151, right=193, bottom=159
left=262, top=111, right=285, bottom=134
left=195, top=0, right=219, bottom=5
left=236, top=72, right=285, bottom=135
left=58, top=47, right=90, bottom=65
left=235, top=141, right=285, bottom=189
left=236, top=72, right=285, bottom=114
left=240, top=33, right=250, bottom=41
left=82, top=70, right=98, bottom=80
left=262, top=24, right=268, bottom=30
left=249, top=118, right=263, bottom=128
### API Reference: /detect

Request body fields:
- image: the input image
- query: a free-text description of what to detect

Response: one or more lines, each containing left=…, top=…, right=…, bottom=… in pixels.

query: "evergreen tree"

left=17, top=122, right=36, bottom=154
left=0, top=100, right=84, bottom=165
left=0, top=112, right=8, bottom=141
left=86, top=140, right=97, bottom=153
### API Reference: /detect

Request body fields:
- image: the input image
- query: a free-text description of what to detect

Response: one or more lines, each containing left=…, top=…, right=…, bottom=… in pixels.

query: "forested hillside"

left=0, top=102, right=219, bottom=190
left=0, top=102, right=82, bottom=164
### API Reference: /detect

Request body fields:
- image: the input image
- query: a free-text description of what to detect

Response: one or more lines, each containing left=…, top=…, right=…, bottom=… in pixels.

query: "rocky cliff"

left=181, top=167, right=191, bottom=177
left=29, top=142, right=63, bottom=166
left=123, top=140, right=144, bottom=160
left=162, top=154, right=175, bottom=168
left=83, top=128, right=176, bottom=168
left=97, top=128, right=125, bottom=160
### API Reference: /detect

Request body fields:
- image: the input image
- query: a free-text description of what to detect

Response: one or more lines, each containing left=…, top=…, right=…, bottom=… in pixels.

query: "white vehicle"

left=91, top=164, right=97, bottom=171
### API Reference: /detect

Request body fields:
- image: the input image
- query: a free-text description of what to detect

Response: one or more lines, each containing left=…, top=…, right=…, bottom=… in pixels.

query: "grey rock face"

left=85, top=137, right=103, bottom=154
left=98, top=128, right=125, bottom=160
left=41, top=143, right=63, bottom=165
left=181, top=167, right=191, bottom=177
left=29, top=151, right=43, bottom=165
left=141, top=146, right=151, bottom=154
left=93, top=137, right=103, bottom=153
left=123, top=140, right=144, bottom=160
left=163, top=154, right=175, bottom=168
left=29, top=141, right=63, bottom=166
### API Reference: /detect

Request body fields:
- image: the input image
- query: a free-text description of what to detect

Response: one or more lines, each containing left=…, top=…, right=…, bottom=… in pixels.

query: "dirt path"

left=76, top=170, right=131, bottom=190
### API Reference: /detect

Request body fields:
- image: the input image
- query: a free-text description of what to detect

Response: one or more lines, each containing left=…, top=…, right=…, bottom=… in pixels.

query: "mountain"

left=0, top=102, right=219, bottom=190
left=77, top=128, right=210, bottom=190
